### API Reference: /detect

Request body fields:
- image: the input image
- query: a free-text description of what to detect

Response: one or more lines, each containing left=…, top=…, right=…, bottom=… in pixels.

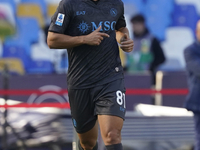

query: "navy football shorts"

left=68, top=79, right=126, bottom=133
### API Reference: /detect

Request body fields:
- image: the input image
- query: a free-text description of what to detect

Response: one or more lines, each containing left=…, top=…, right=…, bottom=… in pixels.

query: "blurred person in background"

left=127, top=14, right=165, bottom=85
left=184, top=20, right=200, bottom=150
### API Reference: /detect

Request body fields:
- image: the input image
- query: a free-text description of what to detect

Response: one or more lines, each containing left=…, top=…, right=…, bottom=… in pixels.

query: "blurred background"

left=0, top=0, right=199, bottom=150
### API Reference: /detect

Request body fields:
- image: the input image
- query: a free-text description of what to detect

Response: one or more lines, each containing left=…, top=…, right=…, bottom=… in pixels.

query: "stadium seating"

left=175, top=0, right=200, bottom=15
left=0, top=3, right=15, bottom=26
left=161, top=27, right=194, bottom=68
left=0, top=0, right=199, bottom=74
left=143, top=0, right=174, bottom=26
left=44, top=0, right=60, bottom=4
left=0, top=58, right=25, bottom=75
left=158, top=58, right=183, bottom=71
left=2, top=42, right=31, bottom=70
left=143, top=0, right=174, bottom=41
left=17, top=4, right=45, bottom=28
left=52, top=49, right=69, bottom=74
left=144, top=0, right=174, bottom=15
left=144, top=11, right=171, bottom=27
left=59, top=51, right=68, bottom=73
left=17, top=17, right=40, bottom=44
left=26, top=60, right=54, bottom=74
left=123, top=0, right=144, bottom=15
left=0, top=3, right=16, bottom=40
left=123, top=0, right=144, bottom=40
left=2, top=30, right=55, bottom=74
left=144, top=15, right=169, bottom=41
left=0, top=20, right=15, bottom=41
left=21, top=0, right=47, bottom=16
left=31, top=31, right=54, bottom=63
left=0, top=0, right=16, bottom=13
left=31, top=43, right=54, bottom=62
left=47, top=4, right=58, bottom=18
left=172, top=4, right=199, bottom=35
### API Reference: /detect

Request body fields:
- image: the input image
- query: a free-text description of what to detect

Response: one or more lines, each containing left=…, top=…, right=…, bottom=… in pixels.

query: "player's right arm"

left=47, top=0, right=109, bottom=49
left=47, top=26, right=109, bottom=49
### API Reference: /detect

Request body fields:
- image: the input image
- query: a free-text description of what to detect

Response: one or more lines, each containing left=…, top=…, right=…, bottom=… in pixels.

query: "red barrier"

left=0, top=89, right=189, bottom=96
left=0, top=89, right=189, bottom=108
left=0, top=90, right=68, bottom=95
left=126, top=89, right=189, bottom=95
left=0, top=103, right=70, bottom=109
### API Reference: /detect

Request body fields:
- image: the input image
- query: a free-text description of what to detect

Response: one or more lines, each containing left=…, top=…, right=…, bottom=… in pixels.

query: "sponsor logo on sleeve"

left=55, top=13, right=65, bottom=26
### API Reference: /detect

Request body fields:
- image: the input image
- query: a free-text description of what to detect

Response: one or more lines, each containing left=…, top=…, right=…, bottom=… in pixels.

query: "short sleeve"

left=115, top=1, right=126, bottom=30
left=48, top=0, right=72, bottom=34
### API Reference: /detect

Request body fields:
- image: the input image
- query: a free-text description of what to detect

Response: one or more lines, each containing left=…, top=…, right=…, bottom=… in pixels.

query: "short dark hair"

left=131, top=14, right=145, bottom=23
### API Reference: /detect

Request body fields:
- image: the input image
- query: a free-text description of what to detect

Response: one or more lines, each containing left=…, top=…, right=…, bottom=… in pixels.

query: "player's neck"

left=91, top=0, right=99, bottom=4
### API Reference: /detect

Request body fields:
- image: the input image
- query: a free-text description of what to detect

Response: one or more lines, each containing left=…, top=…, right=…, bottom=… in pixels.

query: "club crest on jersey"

left=110, top=8, right=117, bottom=17
left=55, top=13, right=65, bottom=26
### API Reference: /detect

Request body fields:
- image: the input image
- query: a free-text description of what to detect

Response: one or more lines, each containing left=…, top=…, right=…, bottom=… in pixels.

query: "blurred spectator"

left=127, top=14, right=165, bottom=84
left=184, top=20, right=200, bottom=150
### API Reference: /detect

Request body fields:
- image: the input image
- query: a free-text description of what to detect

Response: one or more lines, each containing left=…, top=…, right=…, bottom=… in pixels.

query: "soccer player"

left=47, top=0, right=134, bottom=150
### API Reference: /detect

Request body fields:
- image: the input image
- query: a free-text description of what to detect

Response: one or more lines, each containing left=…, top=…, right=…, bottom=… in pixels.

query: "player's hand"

left=120, top=33, right=134, bottom=52
left=84, top=26, right=110, bottom=46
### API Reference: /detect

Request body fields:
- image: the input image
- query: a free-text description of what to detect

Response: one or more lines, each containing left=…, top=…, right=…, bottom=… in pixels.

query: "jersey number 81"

left=116, top=90, right=126, bottom=108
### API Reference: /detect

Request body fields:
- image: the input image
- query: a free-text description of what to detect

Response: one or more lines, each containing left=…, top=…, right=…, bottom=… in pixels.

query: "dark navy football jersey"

left=49, top=0, right=126, bottom=89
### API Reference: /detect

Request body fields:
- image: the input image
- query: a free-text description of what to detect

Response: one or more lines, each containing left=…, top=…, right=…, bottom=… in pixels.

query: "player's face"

left=196, top=21, right=200, bottom=42
left=132, top=22, right=145, bottom=35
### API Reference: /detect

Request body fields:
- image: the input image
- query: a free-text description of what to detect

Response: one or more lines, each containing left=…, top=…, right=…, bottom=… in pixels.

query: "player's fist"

left=120, top=33, right=134, bottom=52
left=84, top=26, right=110, bottom=46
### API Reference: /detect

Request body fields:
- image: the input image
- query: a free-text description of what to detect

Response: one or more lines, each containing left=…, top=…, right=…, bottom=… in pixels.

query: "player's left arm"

left=116, top=27, right=134, bottom=53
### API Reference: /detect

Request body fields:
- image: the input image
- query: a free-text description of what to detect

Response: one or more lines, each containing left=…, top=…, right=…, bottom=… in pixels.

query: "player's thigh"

left=68, top=88, right=97, bottom=134
left=98, top=115, right=123, bottom=145
left=78, top=121, right=98, bottom=146
left=95, top=79, right=126, bottom=119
